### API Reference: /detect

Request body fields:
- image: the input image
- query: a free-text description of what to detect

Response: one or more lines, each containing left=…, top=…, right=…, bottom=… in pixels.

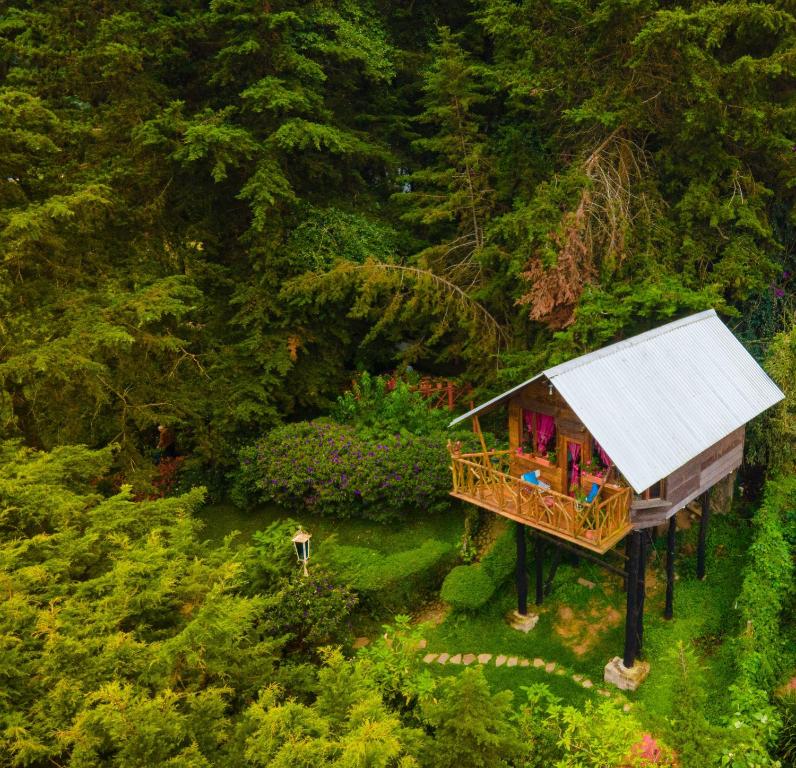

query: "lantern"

left=291, top=528, right=312, bottom=577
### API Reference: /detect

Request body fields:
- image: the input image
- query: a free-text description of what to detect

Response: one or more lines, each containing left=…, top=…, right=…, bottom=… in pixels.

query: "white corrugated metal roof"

left=449, top=310, right=784, bottom=493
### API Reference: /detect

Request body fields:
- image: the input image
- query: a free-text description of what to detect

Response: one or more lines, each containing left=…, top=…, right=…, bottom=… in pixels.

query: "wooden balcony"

left=449, top=450, right=632, bottom=554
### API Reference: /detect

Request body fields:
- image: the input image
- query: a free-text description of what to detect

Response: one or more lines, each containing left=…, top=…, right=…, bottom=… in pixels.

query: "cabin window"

left=522, top=410, right=556, bottom=458
left=642, top=480, right=665, bottom=500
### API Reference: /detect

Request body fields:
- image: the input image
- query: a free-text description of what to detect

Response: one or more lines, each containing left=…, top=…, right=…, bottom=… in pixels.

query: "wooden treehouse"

left=448, top=310, right=783, bottom=687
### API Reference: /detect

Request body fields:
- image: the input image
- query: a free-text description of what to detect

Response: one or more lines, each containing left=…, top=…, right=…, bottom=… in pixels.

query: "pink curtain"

left=594, top=439, right=612, bottom=468
left=536, top=414, right=555, bottom=454
left=568, top=442, right=581, bottom=490
left=523, top=411, right=535, bottom=445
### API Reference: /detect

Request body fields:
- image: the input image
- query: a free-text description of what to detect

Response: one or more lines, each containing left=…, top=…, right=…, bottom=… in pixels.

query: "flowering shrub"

left=233, top=421, right=450, bottom=521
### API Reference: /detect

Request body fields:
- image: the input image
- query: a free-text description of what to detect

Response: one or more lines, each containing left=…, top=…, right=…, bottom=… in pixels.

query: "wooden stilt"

left=664, top=516, right=676, bottom=619
left=636, top=531, right=647, bottom=656
left=544, top=547, right=562, bottom=596
left=623, top=530, right=641, bottom=668
left=535, top=533, right=544, bottom=606
left=697, top=491, right=711, bottom=580
left=516, top=522, right=528, bottom=615
left=624, top=534, right=632, bottom=592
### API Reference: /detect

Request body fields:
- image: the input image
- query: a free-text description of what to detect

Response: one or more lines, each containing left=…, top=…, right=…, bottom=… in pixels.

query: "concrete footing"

left=508, top=610, right=539, bottom=633
left=604, top=656, right=650, bottom=691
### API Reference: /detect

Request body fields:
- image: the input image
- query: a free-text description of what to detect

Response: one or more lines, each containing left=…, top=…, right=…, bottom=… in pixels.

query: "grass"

left=197, top=499, right=465, bottom=635
left=197, top=500, right=463, bottom=556
left=198, top=499, right=752, bottom=727
left=422, top=512, right=751, bottom=728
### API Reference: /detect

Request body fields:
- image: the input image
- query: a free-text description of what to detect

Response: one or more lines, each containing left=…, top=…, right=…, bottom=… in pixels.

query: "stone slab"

left=582, top=679, right=593, bottom=689
left=437, top=653, right=450, bottom=665
left=545, top=662, right=556, bottom=673
left=417, top=639, right=427, bottom=649
left=604, top=656, right=650, bottom=691
left=449, top=654, right=462, bottom=665
left=508, top=611, right=539, bottom=633
left=533, top=658, right=544, bottom=668
left=520, top=659, right=530, bottom=667
left=577, top=577, right=596, bottom=589
left=572, top=674, right=583, bottom=682
left=423, top=653, right=438, bottom=664
left=507, top=657, right=518, bottom=667
left=462, top=654, right=476, bottom=665
left=477, top=654, right=492, bottom=664
left=495, top=655, right=507, bottom=667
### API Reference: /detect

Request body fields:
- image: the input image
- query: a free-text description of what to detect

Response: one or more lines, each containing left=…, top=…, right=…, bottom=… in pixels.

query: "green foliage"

left=320, top=537, right=455, bottom=615
left=480, top=527, right=518, bottom=585
left=722, top=474, right=796, bottom=767
left=0, top=441, right=283, bottom=766
left=514, top=685, right=675, bottom=767
left=665, top=642, right=727, bottom=767
left=233, top=421, right=450, bottom=521
left=440, top=528, right=517, bottom=611
left=774, top=691, right=796, bottom=768
left=419, top=666, right=524, bottom=768
left=439, top=564, right=496, bottom=611
left=332, top=372, right=457, bottom=438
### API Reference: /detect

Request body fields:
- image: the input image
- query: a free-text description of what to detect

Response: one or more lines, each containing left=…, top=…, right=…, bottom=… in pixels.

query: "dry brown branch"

left=519, top=129, right=655, bottom=329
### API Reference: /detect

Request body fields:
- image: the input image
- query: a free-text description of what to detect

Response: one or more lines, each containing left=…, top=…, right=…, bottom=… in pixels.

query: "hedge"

left=723, top=474, right=796, bottom=767
left=440, top=528, right=519, bottom=611
left=319, top=538, right=456, bottom=615
left=440, top=565, right=496, bottom=610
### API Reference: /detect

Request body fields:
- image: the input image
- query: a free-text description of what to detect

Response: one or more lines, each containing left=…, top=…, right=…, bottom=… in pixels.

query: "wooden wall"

left=504, top=378, right=745, bottom=530
left=630, top=426, right=745, bottom=528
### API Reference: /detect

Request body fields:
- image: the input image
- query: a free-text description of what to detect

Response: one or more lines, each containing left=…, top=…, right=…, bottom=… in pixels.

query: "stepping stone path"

left=418, top=641, right=633, bottom=709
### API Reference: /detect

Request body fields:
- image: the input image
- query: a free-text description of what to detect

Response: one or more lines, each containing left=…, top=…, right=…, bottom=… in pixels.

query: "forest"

left=1, top=0, right=795, bottom=766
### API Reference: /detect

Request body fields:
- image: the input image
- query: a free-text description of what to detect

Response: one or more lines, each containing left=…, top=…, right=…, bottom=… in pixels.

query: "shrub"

left=722, top=474, right=796, bottom=767
left=440, top=528, right=519, bottom=611
left=233, top=421, right=450, bottom=521
left=480, top=527, right=517, bottom=585
left=440, top=564, right=495, bottom=611
left=322, top=538, right=456, bottom=614
left=332, top=371, right=456, bottom=439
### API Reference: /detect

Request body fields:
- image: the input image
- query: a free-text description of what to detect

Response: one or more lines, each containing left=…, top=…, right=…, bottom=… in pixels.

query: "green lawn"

left=422, top=513, right=751, bottom=727
left=198, top=500, right=751, bottom=727
left=197, top=500, right=464, bottom=555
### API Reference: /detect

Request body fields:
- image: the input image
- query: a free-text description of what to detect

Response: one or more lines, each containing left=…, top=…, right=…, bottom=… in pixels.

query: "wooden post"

left=664, top=515, right=676, bottom=620
left=623, top=530, right=641, bottom=668
left=623, top=534, right=632, bottom=592
left=472, top=415, right=490, bottom=463
left=636, top=531, right=647, bottom=656
left=535, top=533, right=544, bottom=606
left=697, top=490, right=711, bottom=580
left=516, top=523, right=528, bottom=616
left=447, top=382, right=454, bottom=410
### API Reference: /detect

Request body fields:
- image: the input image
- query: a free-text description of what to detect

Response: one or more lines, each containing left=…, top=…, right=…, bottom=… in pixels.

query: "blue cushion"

left=585, top=482, right=600, bottom=504
left=522, top=471, right=540, bottom=485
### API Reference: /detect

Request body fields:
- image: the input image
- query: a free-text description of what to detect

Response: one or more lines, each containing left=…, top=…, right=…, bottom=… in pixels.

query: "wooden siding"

left=630, top=427, right=745, bottom=528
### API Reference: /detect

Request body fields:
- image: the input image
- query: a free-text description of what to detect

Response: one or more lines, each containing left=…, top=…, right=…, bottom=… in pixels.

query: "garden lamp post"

left=291, top=528, right=312, bottom=577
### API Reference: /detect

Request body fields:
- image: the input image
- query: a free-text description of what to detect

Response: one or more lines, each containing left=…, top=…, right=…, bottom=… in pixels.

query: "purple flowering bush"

left=233, top=421, right=450, bottom=521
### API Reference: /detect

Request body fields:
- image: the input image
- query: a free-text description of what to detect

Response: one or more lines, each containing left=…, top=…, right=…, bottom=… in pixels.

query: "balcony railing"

left=449, top=449, right=632, bottom=554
